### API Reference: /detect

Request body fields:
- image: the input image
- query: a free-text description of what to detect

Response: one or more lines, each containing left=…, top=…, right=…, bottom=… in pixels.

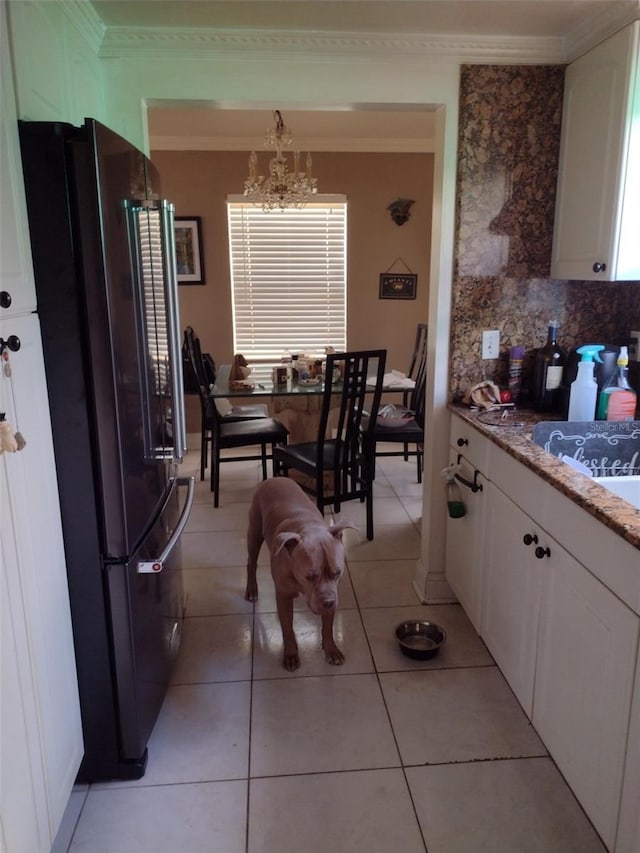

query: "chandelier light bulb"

left=244, top=110, right=318, bottom=211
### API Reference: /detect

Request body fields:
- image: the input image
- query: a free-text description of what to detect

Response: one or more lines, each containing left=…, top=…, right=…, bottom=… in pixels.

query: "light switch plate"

left=482, top=329, right=500, bottom=359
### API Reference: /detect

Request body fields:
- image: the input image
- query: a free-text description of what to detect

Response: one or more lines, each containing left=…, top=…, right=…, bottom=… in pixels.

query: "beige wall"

left=152, top=149, right=433, bottom=374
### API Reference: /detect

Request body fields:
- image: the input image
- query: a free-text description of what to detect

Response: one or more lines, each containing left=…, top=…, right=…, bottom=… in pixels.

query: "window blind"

left=227, top=197, right=347, bottom=361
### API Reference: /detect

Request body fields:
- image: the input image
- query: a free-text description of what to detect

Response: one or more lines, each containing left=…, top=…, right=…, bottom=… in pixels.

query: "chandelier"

left=243, top=110, right=318, bottom=211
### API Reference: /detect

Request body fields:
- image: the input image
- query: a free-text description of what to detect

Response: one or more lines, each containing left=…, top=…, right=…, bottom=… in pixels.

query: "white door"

left=445, top=455, right=487, bottom=632
left=533, top=541, right=639, bottom=850
left=481, top=484, right=543, bottom=716
left=551, top=22, right=638, bottom=280
left=0, top=1, right=37, bottom=316
left=0, top=313, right=84, bottom=846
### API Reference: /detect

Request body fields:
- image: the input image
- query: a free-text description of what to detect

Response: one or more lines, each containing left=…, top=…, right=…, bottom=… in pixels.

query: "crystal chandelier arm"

left=244, top=109, right=318, bottom=210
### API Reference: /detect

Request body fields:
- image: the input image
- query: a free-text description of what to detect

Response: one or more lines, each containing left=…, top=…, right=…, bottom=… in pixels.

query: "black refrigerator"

left=19, top=119, right=194, bottom=782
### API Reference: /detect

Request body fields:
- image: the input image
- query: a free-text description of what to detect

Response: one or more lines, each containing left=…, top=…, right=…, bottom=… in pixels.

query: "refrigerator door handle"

left=137, top=476, right=195, bottom=573
left=159, top=200, right=187, bottom=462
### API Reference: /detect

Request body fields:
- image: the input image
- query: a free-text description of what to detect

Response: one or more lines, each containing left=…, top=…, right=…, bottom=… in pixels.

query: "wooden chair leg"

left=200, top=422, right=207, bottom=481
left=272, top=445, right=279, bottom=476
left=212, top=448, right=221, bottom=507
left=260, top=443, right=268, bottom=480
left=365, top=481, right=374, bottom=540
left=416, top=445, right=422, bottom=484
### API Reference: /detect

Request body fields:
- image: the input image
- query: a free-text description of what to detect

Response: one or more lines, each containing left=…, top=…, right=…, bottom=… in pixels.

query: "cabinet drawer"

left=449, top=413, right=490, bottom=474
left=489, top=442, right=548, bottom=522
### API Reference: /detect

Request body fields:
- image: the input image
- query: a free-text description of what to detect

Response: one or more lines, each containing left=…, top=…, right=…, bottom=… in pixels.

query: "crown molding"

left=100, top=27, right=566, bottom=65
left=60, top=0, right=105, bottom=54
left=564, top=0, right=640, bottom=60
left=148, top=134, right=436, bottom=154
left=93, top=3, right=640, bottom=67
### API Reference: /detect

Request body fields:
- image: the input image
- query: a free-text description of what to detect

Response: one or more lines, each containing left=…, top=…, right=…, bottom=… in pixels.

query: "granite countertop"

left=449, top=403, right=640, bottom=552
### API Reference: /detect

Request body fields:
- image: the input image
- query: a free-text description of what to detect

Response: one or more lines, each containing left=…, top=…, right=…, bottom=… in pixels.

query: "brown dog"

left=245, top=478, right=355, bottom=671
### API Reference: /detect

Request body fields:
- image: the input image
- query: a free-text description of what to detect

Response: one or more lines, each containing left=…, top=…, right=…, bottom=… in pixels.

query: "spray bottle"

left=441, top=465, right=466, bottom=518
left=596, top=346, right=637, bottom=421
left=567, top=345, right=604, bottom=421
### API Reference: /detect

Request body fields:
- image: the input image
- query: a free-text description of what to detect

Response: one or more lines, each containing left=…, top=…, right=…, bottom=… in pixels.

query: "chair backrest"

left=183, top=326, right=210, bottom=406
left=409, top=327, right=428, bottom=426
left=318, top=349, right=387, bottom=471
left=408, top=323, right=428, bottom=382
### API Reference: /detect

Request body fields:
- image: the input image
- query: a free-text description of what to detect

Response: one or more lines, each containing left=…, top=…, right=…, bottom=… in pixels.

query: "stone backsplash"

left=450, top=64, right=640, bottom=403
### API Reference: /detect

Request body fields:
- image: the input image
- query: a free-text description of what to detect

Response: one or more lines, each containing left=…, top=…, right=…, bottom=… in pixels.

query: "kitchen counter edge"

left=448, top=404, right=640, bottom=552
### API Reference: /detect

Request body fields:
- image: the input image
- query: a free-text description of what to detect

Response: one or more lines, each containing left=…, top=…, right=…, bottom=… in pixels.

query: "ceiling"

left=90, top=1, right=628, bottom=38
left=88, top=0, right=640, bottom=152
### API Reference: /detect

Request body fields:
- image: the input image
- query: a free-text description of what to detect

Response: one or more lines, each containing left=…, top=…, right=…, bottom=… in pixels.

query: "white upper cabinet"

left=551, top=21, right=640, bottom=281
left=1, top=2, right=36, bottom=315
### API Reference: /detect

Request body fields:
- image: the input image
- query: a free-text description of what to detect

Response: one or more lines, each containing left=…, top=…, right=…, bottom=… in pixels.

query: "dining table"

left=211, top=360, right=410, bottom=443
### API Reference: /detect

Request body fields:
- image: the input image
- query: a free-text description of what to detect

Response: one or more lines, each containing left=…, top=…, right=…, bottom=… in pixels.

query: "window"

left=227, top=196, right=347, bottom=362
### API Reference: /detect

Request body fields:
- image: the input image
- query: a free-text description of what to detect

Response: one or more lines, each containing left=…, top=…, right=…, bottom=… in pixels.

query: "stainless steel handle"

left=159, top=200, right=187, bottom=461
left=137, top=476, right=195, bottom=573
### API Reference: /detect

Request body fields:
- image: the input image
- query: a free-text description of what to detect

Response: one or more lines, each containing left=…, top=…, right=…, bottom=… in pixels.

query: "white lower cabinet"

left=481, top=484, right=543, bottom=717
left=483, top=479, right=638, bottom=849
left=616, top=651, right=640, bottom=853
left=533, top=545, right=638, bottom=850
left=444, top=452, right=487, bottom=632
left=446, top=413, right=640, bottom=850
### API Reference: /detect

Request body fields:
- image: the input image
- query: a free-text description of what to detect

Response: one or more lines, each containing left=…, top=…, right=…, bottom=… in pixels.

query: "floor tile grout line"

left=347, top=561, right=430, bottom=852
left=246, top=588, right=257, bottom=853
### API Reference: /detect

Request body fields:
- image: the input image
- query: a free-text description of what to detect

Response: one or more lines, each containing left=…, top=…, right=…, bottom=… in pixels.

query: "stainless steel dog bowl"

left=395, top=621, right=446, bottom=660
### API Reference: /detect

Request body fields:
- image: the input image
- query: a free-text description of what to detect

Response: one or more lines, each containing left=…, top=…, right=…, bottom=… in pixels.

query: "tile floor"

left=57, top=442, right=606, bottom=852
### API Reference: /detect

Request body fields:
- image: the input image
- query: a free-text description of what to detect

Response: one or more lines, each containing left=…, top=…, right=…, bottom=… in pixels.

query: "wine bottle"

left=532, top=321, right=565, bottom=411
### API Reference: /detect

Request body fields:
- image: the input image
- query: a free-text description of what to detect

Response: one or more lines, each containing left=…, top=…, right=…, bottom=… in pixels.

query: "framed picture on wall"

left=174, top=217, right=205, bottom=285
left=379, top=273, right=417, bottom=300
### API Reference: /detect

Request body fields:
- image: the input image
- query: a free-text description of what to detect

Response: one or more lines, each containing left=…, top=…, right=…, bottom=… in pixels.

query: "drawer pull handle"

left=523, top=533, right=538, bottom=546
left=592, top=261, right=607, bottom=273
left=535, top=546, right=551, bottom=560
left=454, top=469, right=483, bottom=493
left=456, top=437, right=468, bottom=447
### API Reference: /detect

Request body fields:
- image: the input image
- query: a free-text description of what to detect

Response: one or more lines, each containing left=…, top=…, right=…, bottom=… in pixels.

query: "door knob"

left=0, top=291, right=11, bottom=309
left=523, top=533, right=538, bottom=546
left=592, top=262, right=607, bottom=273
left=535, top=546, right=551, bottom=559
left=0, top=335, right=20, bottom=354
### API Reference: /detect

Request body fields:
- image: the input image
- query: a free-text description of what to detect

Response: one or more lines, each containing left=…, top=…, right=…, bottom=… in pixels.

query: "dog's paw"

left=324, top=647, right=345, bottom=666
left=282, top=652, right=300, bottom=671
left=245, top=582, right=258, bottom=602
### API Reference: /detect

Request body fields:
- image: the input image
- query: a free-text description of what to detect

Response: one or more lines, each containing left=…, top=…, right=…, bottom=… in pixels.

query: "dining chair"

left=371, top=325, right=427, bottom=482
left=210, top=403, right=289, bottom=508
left=407, top=323, right=428, bottom=381
left=182, top=326, right=270, bottom=482
left=273, top=349, right=387, bottom=540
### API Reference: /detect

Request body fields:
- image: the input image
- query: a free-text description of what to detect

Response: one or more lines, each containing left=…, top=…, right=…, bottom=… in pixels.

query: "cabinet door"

left=551, top=22, right=639, bottom=281
left=445, top=454, right=487, bottom=632
left=0, top=1, right=37, bottom=315
left=533, top=543, right=638, bottom=850
left=482, top=484, right=542, bottom=716
left=616, top=649, right=640, bottom=853
left=1, top=484, right=50, bottom=853
left=1, top=313, right=83, bottom=843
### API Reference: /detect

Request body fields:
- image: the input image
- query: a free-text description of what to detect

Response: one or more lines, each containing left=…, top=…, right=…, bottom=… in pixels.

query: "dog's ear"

left=274, top=531, right=302, bottom=556
left=328, top=520, right=358, bottom=540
